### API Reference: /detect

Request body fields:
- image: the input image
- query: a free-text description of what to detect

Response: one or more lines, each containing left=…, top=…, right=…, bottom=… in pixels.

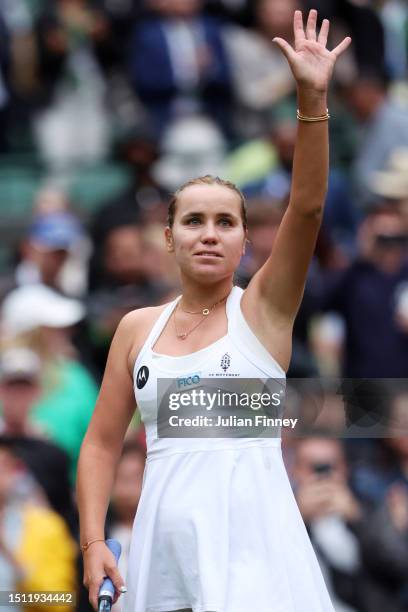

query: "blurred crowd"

left=0, top=0, right=408, bottom=610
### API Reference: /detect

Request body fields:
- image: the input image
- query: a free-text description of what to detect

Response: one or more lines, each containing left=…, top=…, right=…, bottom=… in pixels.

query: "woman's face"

left=166, top=184, right=247, bottom=283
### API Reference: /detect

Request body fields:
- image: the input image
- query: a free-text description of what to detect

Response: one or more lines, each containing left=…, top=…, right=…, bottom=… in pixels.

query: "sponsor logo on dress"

left=136, top=365, right=149, bottom=389
left=220, top=353, right=231, bottom=371
left=176, top=373, right=201, bottom=388
left=208, top=353, right=240, bottom=377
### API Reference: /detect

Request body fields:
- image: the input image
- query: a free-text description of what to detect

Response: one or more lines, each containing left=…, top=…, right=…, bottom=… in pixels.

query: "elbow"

left=303, top=205, right=324, bottom=220
left=291, top=203, right=324, bottom=221
left=290, top=185, right=327, bottom=219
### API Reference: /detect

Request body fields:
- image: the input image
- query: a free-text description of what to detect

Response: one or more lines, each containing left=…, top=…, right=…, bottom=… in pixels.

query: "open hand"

left=273, top=10, right=351, bottom=93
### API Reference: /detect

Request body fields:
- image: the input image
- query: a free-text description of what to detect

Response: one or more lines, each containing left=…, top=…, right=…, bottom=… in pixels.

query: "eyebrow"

left=181, top=211, right=238, bottom=219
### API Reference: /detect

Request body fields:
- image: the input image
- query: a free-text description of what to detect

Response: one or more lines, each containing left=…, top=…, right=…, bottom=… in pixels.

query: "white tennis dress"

left=123, top=286, right=335, bottom=612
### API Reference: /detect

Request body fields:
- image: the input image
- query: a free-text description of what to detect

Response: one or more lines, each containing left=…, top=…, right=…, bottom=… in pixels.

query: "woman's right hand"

left=82, top=542, right=126, bottom=611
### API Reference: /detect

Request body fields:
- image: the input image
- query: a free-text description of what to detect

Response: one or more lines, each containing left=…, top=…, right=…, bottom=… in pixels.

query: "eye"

left=219, top=217, right=232, bottom=226
left=186, top=216, right=201, bottom=225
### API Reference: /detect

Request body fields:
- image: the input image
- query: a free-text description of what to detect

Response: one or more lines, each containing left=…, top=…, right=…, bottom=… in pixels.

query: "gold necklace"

left=178, top=293, right=229, bottom=316
left=173, top=293, right=230, bottom=340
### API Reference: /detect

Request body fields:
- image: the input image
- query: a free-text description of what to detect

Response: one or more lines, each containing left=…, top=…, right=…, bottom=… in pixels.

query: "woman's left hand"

left=273, top=9, right=351, bottom=93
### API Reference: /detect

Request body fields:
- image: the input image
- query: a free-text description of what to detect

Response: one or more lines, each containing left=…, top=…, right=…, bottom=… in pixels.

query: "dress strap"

left=150, top=296, right=182, bottom=348
left=226, top=284, right=244, bottom=330
left=134, top=295, right=181, bottom=371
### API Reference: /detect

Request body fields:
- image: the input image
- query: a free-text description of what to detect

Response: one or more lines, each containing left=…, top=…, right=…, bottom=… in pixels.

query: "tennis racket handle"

left=98, top=539, right=122, bottom=601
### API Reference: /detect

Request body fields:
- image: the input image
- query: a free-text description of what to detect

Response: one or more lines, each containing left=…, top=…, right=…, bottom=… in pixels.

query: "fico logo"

left=177, top=373, right=201, bottom=388
left=136, top=365, right=149, bottom=389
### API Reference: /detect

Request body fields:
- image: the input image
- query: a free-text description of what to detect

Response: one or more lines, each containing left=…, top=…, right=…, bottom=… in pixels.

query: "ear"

left=242, top=231, right=249, bottom=255
left=165, top=227, right=174, bottom=253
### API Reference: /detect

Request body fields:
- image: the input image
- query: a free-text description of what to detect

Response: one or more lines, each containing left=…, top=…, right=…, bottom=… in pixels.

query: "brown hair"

left=167, top=175, right=247, bottom=229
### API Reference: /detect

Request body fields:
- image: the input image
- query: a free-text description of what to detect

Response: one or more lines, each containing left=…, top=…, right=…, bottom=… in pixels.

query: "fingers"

left=86, top=567, right=126, bottom=611
left=272, top=37, right=297, bottom=64
left=105, top=564, right=127, bottom=594
left=88, top=576, right=104, bottom=612
left=294, top=10, right=330, bottom=47
left=331, top=36, right=352, bottom=58
left=318, top=18, right=330, bottom=47
left=306, top=9, right=317, bottom=42
left=293, top=9, right=305, bottom=48
left=112, top=584, right=127, bottom=605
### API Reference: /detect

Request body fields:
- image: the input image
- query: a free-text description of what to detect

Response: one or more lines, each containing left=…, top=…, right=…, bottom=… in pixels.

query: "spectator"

left=127, top=0, right=233, bottom=138
left=87, top=213, right=171, bottom=377
left=4, top=433, right=95, bottom=612
left=3, top=435, right=79, bottom=537
left=319, top=206, right=408, bottom=377
left=370, top=147, right=408, bottom=210
left=141, top=221, right=181, bottom=289
left=223, top=0, right=298, bottom=137
left=236, top=199, right=319, bottom=376
left=242, top=103, right=358, bottom=256
left=342, top=67, right=408, bottom=207
left=0, top=348, right=45, bottom=438
left=33, top=0, right=114, bottom=169
left=152, top=115, right=227, bottom=193
left=0, top=437, right=77, bottom=610
left=351, top=388, right=408, bottom=611
left=377, top=0, right=408, bottom=80
left=111, top=123, right=163, bottom=222
left=1, top=284, right=97, bottom=484
left=292, top=436, right=363, bottom=612
left=237, top=198, right=285, bottom=286
left=10, top=211, right=86, bottom=298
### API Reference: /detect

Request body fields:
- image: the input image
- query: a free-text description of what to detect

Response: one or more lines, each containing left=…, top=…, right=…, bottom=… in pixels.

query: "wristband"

left=80, top=539, right=106, bottom=553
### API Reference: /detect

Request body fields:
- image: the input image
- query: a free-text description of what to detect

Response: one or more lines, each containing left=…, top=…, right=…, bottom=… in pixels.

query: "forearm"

left=76, top=441, right=121, bottom=545
left=290, top=87, right=329, bottom=216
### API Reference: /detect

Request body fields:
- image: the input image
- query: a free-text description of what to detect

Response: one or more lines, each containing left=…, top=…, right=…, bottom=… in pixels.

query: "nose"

left=200, top=221, right=219, bottom=244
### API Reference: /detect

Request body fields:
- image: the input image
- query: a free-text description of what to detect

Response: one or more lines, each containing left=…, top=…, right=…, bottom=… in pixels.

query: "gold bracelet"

left=80, top=538, right=106, bottom=553
left=297, top=109, right=330, bottom=122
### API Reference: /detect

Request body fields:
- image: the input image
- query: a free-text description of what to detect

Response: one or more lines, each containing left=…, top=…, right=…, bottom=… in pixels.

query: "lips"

left=194, top=251, right=223, bottom=257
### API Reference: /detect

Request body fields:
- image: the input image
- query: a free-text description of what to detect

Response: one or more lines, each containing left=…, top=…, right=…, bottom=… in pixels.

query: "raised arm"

left=242, top=10, right=351, bottom=354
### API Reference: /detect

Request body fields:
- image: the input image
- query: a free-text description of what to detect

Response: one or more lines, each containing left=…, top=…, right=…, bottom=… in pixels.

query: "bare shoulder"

left=120, top=303, right=170, bottom=374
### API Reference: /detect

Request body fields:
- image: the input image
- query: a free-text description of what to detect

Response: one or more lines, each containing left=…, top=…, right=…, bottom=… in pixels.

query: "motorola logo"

left=136, top=365, right=149, bottom=389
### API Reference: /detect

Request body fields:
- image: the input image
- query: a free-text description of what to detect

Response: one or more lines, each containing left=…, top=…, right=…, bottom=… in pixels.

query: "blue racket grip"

left=98, top=539, right=122, bottom=610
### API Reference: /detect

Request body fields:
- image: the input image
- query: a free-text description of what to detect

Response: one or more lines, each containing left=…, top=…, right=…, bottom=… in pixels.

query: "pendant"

left=177, top=333, right=187, bottom=340
left=202, top=308, right=210, bottom=316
